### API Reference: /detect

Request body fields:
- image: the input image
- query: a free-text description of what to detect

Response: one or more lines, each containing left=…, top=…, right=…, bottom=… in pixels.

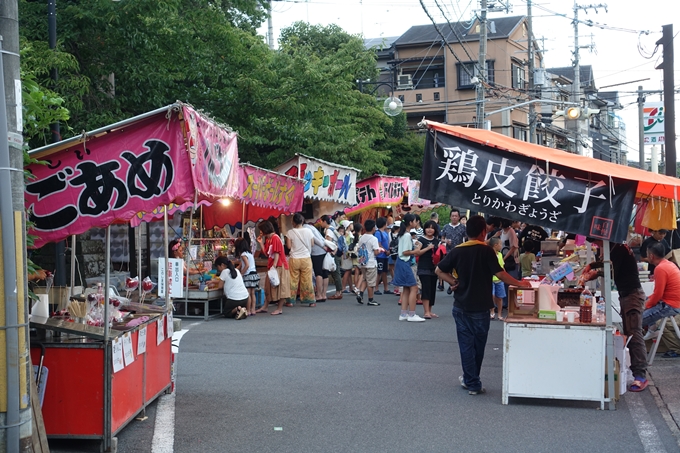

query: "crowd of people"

left=197, top=207, right=680, bottom=396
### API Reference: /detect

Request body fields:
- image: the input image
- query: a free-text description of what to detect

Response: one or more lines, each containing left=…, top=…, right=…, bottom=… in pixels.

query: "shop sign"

left=643, top=102, right=665, bottom=144
left=345, top=176, right=408, bottom=215
left=112, top=337, right=125, bottom=373
left=157, top=316, right=165, bottom=346
left=275, top=155, right=359, bottom=205
left=158, top=258, right=184, bottom=298
left=26, top=116, right=192, bottom=248
left=239, top=165, right=304, bottom=211
left=182, top=105, right=240, bottom=198
left=420, top=132, right=636, bottom=243
left=138, top=326, right=147, bottom=355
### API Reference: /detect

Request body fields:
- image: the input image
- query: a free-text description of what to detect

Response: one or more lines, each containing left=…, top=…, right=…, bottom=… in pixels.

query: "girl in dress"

left=235, top=238, right=260, bottom=316
left=393, top=214, right=425, bottom=322
left=256, top=220, right=291, bottom=315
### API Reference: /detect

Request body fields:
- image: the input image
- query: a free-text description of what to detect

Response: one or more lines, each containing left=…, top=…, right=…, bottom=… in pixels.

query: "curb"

left=647, top=371, right=680, bottom=449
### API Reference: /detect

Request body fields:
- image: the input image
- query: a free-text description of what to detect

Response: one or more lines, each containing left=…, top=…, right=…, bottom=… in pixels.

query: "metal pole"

left=475, top=0, right=487, bottom=129
left=185, top=191, right=198, bottom=299
left=104, top=226, right=111, bottom=342
left=0, top=34, right=22, bottom=453
left=164, top=206, right=170, bottom=309
left=70, top=234, right=76, bottom=295
left=603, top=241, right=616, bottom=410
left=137, top=226, right=142, bottom=301
left=638, top=86, right=646, bottom=170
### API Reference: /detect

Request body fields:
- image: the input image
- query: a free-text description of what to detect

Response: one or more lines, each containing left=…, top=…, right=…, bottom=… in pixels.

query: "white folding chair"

left=647, top=316, right=680, bottom=365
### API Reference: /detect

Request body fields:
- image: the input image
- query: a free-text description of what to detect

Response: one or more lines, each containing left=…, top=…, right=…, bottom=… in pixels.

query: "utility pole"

left=267, top=1, right=275, bottom=49
left=527, top=0, right=536, bottom=143
left=656, top=24, right=676, bottom=177
left=571, top=2, right=606, bottom=154
left=638, top=86, right=646, bottom=169
left=475, top=0, right=487, bottom=129
left=0, top=0, right=33, bottom=450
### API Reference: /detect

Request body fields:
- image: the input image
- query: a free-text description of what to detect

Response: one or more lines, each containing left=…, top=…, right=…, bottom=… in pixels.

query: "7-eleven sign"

left=643, top=102, right=665, bottom=144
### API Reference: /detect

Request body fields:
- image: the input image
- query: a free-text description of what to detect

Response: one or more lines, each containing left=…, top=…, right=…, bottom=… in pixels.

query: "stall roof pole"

left=104, top=227, right=111, bottom=342
left=138, top=227, right=142, bottom=301
left=70, top=234, right=76, bottom=295
left=185, top=190, right=198, bottom=299
left=603, top=241, right=616, bottom=410
left=164, top=206, right=170, bottom=311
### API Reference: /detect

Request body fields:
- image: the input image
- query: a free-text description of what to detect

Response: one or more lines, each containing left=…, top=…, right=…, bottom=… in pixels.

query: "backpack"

left=432, top=243, right=448, bottom=266
left=357, top=243, right=369, bottom=266
left=347, top=241, right=358, bottom=258
left=388, top=235, right=399, bottom=259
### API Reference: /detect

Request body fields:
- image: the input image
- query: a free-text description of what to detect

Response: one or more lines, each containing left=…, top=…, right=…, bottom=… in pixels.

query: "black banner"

left=420, top=131, right=636, bottom=243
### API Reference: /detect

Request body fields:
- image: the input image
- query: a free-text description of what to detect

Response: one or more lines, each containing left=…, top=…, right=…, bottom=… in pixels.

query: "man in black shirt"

left=640, top=229, right=671, bottom=275
left=583, top=240, right=647, bottom=390
left=519, top=224, right=549, bottom=250
left=436, top=215, right=530, bottom=395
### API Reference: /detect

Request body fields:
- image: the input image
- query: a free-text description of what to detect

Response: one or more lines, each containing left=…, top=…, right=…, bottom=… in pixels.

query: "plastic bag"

left=267, top=267, right=280, bottom=287
left=322, top=252, right=336, bottom=272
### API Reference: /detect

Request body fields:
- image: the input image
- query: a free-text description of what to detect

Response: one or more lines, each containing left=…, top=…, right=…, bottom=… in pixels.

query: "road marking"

left=151, top=322, right=200, bottom=453
left=627, top=391, right=668, bottom=453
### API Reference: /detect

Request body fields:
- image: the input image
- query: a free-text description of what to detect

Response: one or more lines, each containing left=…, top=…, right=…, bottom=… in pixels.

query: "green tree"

left=376, top=113, right=426, bottom=179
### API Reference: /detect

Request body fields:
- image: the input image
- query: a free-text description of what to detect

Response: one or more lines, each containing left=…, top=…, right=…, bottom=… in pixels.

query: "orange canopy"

left=424, top=121, right=680, bottom=201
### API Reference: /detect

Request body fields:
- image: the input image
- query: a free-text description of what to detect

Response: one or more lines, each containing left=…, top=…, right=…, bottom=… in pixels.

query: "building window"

left=511, top=61, right=526, bottom=90
left=457, top=61, right=495, bottom=89
left=513, top=125, right=527, bottom=142
left=434, top=92, right=440, bottom=101
left=401, top=64, right=445, bottom=90
left=416, top=93, right=423, bottom=103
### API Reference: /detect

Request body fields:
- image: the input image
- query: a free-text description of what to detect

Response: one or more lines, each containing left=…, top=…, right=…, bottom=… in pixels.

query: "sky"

left=260, top=0, right=679, bottom=164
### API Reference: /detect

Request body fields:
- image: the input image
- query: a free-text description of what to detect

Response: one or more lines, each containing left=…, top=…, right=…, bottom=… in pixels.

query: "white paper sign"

left=166, top=312, right=174, bottom=338
left=112, top=337, right=125, bottom=373
left=158, top=258, right=184, bottom=298
left=122, top=333, right=135, bottom=366
left=157, top=316, right=165, bottom=345
left=137, top=326, right=147, bottom=355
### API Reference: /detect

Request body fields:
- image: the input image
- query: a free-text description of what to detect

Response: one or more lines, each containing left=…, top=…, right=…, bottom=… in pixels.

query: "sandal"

left=629, top=378, right=648, bottom=392
left=429, top=313, right=439, bottom=318
left=255, top=309, right=268, bottom=314
left=309, top=303, right=316, bottom=307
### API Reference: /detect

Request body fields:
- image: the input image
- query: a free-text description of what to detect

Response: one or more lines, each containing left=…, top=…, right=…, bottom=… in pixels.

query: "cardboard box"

left=604, top=358, right=621, bottom=401
left=538, top=310, right=557, bottom=320
left=508, top=287, right=539, bottom=317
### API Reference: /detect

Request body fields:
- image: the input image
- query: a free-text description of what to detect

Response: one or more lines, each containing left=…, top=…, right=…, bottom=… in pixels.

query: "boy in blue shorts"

left=489, top=237, right=506, bottom=320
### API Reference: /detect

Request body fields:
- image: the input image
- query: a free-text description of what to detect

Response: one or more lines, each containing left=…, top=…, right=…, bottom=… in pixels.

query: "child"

left=489, top=237, right=506, bottom=320
left=520, top=240, right=537, bottom=278
left=355, top=219, right=381, bottom=306
left=235, top=237, right=260, bottom=316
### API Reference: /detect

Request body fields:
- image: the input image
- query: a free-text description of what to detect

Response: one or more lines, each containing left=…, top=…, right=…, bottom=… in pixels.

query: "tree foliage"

left=18, top=2, right=391, bottom=174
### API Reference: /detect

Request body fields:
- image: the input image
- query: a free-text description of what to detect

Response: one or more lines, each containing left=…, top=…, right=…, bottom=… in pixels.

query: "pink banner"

left=182, top=105, right=239, bottom=199
left=345, top=175, right=409, bottom=216
left=26, top=114, right=192, bottom=248
left=238, top=164, right=304, bottom=211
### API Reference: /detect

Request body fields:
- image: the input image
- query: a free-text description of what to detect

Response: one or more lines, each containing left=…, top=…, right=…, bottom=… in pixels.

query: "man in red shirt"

left=643, top=242, right=680, bottom=339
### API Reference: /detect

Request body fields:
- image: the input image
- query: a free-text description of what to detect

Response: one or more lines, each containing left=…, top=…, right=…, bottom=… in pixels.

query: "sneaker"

left=438, top=284, right=445, bottom=291
left=374, top=290, right=383, bottom=295
left=407, top=314, right=426, bottom=322
left=458, top=376, right=468, bottom=389
left=468, top=388, right=486, bottom=395
left=643, top=329, right=658, bottom=341
left=662, top=350, right=680, bottom=358
left=342, top=289, right=352, bottom=294
left=446, top=287, right=453, bottom=295
left=384, top=289, right=394, bottom=295
left=393, top=290, right=401, bottom=296
left=399, top=314, right=409, bottom=321
left=356, top=293, right=364, bottom=305
left=367, top=300, right=380, bottom=306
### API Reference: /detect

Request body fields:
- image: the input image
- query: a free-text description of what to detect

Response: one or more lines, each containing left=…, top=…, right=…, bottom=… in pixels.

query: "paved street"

left=51, top=290, right=680, bottom=452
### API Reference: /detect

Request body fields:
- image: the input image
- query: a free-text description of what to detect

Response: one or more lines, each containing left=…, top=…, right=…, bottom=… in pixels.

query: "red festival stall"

left=344, top=175, right=409, bottom=223
left=25, top=102, right=240, bottom=450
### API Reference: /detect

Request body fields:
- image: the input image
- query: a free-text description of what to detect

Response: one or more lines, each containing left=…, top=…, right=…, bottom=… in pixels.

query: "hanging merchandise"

left=641, top=196, right=677, bottom=231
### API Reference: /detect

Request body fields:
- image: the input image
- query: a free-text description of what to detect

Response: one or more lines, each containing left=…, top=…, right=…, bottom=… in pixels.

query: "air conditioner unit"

left=397, top=74, right=413, bottom=89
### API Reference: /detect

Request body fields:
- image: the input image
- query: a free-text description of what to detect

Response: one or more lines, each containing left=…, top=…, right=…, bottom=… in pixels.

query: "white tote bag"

left=322, top=252, right=336, bottom=272
left=267, top=267, right=280, bottom=287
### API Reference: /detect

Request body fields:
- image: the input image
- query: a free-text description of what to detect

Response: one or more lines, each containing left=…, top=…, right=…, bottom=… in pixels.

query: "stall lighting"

left=219, top=199, right=231, bottom=206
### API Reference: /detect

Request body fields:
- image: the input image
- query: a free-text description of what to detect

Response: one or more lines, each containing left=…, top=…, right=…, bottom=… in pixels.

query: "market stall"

left=344, top=174, right=409, bottom=220
left=419, top=120, right=680, bottom=410
left=174, top=163, right=305, bottom=319
left=274, top=153, right=360, bottom=221
left=25, top=102, right=240, bottom=450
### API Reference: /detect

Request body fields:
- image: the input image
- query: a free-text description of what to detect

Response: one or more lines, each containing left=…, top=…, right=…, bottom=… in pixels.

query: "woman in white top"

left=210, top=256, right=250, bottom=319
left=235, top=238, right=260, bottom=316
left=285, top=213, right=316, bottom=306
